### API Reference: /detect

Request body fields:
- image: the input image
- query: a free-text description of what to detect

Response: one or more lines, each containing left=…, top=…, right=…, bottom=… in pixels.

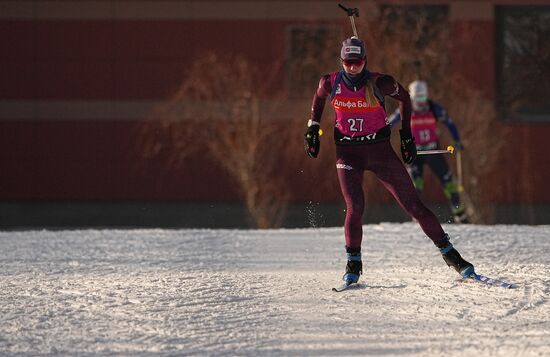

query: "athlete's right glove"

left=399, top=127, right=417, bottom=164
left=304, top=123, right=320, bottom=158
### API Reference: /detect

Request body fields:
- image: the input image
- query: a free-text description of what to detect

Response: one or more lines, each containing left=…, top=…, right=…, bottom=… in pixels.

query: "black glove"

left=304, top=125, right=320, bottom=158
left=399, top=127, right=417, bottom=164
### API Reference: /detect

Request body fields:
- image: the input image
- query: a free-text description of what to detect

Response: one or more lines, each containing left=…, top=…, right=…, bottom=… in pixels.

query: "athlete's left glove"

left=399, top=127, right=417, bottom=164
left=304, top=123, right=320, bottom=158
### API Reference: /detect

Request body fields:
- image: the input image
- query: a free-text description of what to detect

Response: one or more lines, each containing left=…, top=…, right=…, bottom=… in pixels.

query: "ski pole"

left=417, top=145, right=455, bottom=156
left=338, top=3, right=360, bottom=37
left=456, top=150, right=464, bottom=192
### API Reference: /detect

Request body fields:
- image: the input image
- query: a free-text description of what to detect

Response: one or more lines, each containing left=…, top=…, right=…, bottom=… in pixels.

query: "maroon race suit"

left=310, top=70, right=448, bottom=250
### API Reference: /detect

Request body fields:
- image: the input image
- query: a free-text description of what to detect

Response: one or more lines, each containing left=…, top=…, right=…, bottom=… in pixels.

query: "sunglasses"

left=342, top=58, right=365, bottom=67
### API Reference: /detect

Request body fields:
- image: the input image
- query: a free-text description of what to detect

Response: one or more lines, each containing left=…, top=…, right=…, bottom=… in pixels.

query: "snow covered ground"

left=1, top=223, right=549, bottom=356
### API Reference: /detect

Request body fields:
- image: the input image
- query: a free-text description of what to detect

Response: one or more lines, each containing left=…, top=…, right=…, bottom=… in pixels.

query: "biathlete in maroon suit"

left=303, top=37, right=475, bottom=285
left=388, top=80, right=468, bottom=223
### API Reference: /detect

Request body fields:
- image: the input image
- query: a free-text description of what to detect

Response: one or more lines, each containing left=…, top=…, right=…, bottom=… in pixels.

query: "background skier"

left=388, top=80, right=469, bottom=223
left=304, top=36, right=474, bottom=286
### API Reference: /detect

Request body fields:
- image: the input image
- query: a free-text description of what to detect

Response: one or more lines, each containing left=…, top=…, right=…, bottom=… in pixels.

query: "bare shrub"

left=445, top=75, right=511, bottom=223
left=141, top=53, right=301, bottom=228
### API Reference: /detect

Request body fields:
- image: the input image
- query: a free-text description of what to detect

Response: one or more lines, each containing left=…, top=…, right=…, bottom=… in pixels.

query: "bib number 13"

left=419, top=129, right=431, bottom=142
left=347, top=118, right=364, bottom=132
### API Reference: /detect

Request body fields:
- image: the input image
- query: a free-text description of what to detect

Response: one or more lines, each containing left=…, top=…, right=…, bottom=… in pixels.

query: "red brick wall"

left=1, top=1, right=549, bottom=204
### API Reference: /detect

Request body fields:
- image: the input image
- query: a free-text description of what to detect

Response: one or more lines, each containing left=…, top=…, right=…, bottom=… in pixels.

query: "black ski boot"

left=343, top=251, right=362, bottom=284
left=440, top=239, right=475, bottom=277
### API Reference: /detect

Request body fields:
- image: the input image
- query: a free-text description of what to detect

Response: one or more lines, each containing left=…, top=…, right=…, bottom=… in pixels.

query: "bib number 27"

left=347, top=118, right=364, bottom=132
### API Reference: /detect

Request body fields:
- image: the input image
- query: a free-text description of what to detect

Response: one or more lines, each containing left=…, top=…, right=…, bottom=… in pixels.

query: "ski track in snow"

left=0, top=224, right=549, bottom=356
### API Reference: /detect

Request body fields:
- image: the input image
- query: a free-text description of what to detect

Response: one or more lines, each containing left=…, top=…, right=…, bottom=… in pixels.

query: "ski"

left=464, top=273, right=514, bottom=289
